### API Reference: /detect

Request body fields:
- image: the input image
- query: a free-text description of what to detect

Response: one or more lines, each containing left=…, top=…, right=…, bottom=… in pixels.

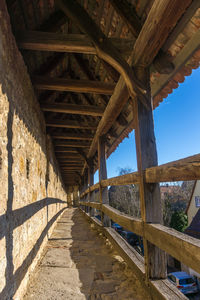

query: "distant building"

left=186, top=181, right=200, bottom=225
left=160, top=184, right=181, bottom=201
left=182, top=185, right=200, bottom=284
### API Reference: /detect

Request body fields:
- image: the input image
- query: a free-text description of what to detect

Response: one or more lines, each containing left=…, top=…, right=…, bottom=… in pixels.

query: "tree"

left=109, top=167, right=140, bottom=217
left=170, top=211, right=188, bottom=232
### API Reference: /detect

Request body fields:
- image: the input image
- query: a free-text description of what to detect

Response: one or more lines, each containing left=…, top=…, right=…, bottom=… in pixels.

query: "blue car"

left=167, top=272, right=198, bottom=295
left=120, top=230, right=140, bottom=247
left=112, top=223, right=123, bottom=234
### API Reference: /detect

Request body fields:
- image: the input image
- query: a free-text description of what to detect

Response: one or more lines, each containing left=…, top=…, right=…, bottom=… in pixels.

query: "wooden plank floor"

left=24, top=208, right=150, bottom=300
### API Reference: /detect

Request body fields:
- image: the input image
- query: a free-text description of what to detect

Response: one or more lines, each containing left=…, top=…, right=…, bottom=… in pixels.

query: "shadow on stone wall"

left=0, top=101, right=67, bottom=298
left=1, top=199, right=66, bottom=299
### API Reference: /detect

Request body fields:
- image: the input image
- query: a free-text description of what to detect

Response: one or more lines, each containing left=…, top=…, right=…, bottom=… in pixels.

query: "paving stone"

left=24, top=208, right=151, bottom=300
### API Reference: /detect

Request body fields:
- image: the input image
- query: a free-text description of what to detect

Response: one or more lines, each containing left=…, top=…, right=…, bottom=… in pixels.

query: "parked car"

left=95, top=214, right=101, bottom=221
left=112, top=223, right=123, bottom=234
left=167, top=272, right=199, bottom=295
left=120, top=230, right=140, bottom=247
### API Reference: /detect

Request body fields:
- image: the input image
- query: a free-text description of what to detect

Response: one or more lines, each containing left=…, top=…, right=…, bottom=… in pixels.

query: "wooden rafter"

left=57, top=0, right=148, bottom=108
left=132, top=0, right=192, bottom=67
left=109, top=0, right=174, bottom=74
left=54, top=141, right=90, bottom=148
left=41, top=103, right=104, bottom=117
left=86, top=0, right=194, bottom=160
left=33, top=76, right=115, bottom=95
left=73, top=54, right=128, bottom=126
left=46, top=118, right=97, bottom=130
left=52, top=133, right=93, bottom=141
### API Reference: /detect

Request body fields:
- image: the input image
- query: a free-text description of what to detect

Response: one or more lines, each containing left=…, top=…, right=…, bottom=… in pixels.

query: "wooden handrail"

left=79, top=202, right=200, bottom=274
left=102, top=204, right=143, bottom=236
left=145, top=153, right=200, bottom=182
left=80, top=154, right=200, bottom=198
left=144, top=223, right=200, bottom=275
left=101, top=172, right=140, bottom=187
left=79, top=201, right=101, bottom=210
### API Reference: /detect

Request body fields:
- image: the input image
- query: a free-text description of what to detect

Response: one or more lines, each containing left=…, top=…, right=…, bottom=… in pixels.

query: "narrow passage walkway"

left=24, top=208, right=149, bottom=300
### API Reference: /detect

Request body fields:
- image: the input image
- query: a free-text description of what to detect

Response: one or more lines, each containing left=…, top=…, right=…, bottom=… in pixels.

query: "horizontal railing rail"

left=79, top=153, right=200, bottom=299
left=79, top=201, right=200, bottom=274
left=80, top=154, right=200, bottom=198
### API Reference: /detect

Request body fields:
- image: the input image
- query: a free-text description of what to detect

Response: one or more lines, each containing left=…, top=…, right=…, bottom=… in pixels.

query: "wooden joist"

left=33, top=76, right=115, bottom=95
left=52, top=133, right=93, bottom=141
left=54, top=147, right=78, bottom=153
left=17, top=31, right=134, bottom=56
left=46, top=118, right=97, bottom=130
left=41, top=103, right=104, bottom=117
left=54, top=140, right=90, bottom=148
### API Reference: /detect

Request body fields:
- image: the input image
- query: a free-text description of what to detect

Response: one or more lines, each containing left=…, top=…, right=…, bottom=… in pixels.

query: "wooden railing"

left=79, top=154, right=200, bottom=299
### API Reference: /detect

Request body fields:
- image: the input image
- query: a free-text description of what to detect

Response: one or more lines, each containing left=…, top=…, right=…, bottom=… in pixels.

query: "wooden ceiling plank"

left=46, top=118, right=97, bottom=130
left=41, top=103, right=104, bottom=117
left=33, top=76, right=115, bottom=95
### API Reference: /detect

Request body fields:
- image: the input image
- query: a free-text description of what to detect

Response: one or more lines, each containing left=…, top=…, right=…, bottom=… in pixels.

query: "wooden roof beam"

left=52, top=132, right=93, bottom=141
left=17, top=31, right=133, bottom=56
left=41, top=103, right=104, bottom=117
left=132, top=0, right=192, bottom=67
left=86, top=0, right=193, bottom=160
left=33, top=76, right=115, bottom=95
left=54, top=147, right=78, bottom=153
left=109, top=0, right=174, bottom=74
left=57, top=0, right=148, bottom=109
left=54, top=141, right=90, bottom=148
left=73, top=54, right=128, bottom=126
left=46, top=118, right=97, bottom=130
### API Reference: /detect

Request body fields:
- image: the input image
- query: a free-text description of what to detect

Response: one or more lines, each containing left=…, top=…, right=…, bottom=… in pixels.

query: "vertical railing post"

left=98, top=135, right=110, bottom=227
left=133, top=66, right=166, bottom=280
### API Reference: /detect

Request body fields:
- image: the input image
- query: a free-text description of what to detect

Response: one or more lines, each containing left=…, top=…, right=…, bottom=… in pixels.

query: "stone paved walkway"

left=24, top=208, right=149, bottom=300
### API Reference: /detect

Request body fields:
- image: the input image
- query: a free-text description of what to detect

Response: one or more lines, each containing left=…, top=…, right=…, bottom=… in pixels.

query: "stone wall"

left=0, top=2, right=68, bottom=299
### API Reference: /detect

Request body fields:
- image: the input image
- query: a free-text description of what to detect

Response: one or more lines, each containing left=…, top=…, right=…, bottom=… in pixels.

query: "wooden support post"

left=88, top=163, right=94, bottom=217
left=84, top=168, right=88, bottom=213
left=98, top=136, right=110, bottom=227
left=73, top=186, right=79, bottom=207
left=67, top=189, right=72, bottom=208
left=133, top=67, right=166, bottom=280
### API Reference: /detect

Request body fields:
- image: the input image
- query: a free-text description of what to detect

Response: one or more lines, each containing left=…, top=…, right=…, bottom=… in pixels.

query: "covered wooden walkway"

left=24, top=208, right=148, bottom=300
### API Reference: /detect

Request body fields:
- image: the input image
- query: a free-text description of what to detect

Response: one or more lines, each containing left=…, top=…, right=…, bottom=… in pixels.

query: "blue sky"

left=94, top=67, right=200, bottom=182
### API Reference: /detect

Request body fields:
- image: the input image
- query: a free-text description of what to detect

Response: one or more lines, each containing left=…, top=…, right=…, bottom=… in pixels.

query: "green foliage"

left=170, top=211, right=188, bottom=232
